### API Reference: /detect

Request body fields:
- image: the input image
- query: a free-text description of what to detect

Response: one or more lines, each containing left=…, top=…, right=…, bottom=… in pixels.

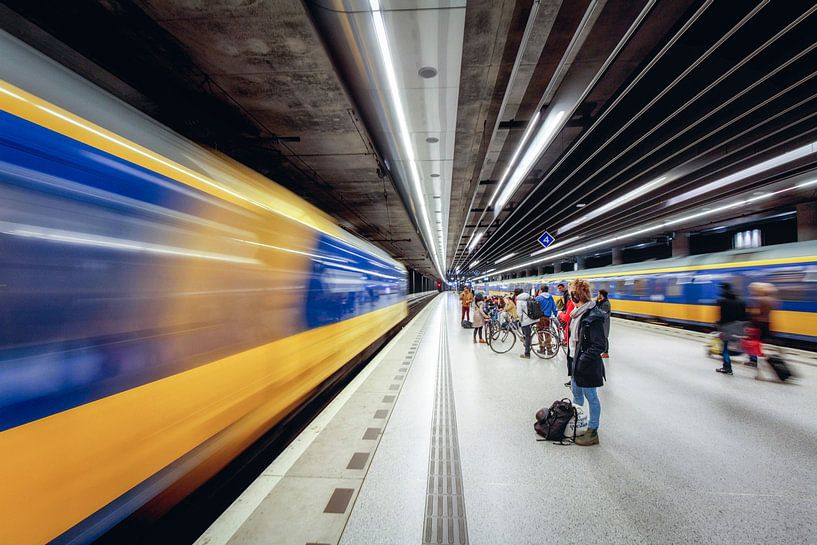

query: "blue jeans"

left=722, top=339, right=732, bottom=371
left=521, top=324, right=532, bottom=356
left=572, top=381, right=600, bottom=430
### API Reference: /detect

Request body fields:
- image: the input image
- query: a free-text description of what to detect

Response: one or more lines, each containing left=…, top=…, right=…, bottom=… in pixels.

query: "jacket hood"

left=517, top=293, right=530, bottom=301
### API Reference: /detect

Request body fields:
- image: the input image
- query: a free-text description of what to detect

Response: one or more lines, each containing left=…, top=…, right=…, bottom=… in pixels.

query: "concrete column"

left=612, top=247, right=623, bottom=265
left=574, top=256, right=585, bottom=271
left=797, top=202, right=817, bottom=241
left=672, top=232, right=689, bottom=257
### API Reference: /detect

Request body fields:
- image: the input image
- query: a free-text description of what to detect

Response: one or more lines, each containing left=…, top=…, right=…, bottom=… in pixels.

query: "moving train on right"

left=478, top=240, right=817, bottom=343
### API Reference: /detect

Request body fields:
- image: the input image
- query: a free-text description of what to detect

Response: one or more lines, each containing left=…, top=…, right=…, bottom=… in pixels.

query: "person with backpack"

left=459, top=286, right=474, bottom=323
left=516, top=291, right=538, bottom=359
left=567, top=278, right=607, bottom=446
left=535, top=285, right=558, bottom=355
left=715, top=283, right=746, bottom=376
left=472, top=293, right=489, bottom=344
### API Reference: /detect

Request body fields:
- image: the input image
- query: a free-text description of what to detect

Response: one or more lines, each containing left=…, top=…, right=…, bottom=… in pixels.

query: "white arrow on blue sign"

left=537, top=231, right=555, bottom=248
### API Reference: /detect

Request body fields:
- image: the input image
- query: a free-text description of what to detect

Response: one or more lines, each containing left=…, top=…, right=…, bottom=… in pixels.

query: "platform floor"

left=196, top=293, right=817, bottom=545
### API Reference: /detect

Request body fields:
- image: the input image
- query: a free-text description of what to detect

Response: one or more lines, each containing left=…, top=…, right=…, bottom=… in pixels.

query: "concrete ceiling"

left=5, top=1, right=815, bottom=281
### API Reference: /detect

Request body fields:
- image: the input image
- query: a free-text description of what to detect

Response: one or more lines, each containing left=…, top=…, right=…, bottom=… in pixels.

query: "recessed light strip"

left=495, top=252, right=515, bottom=264
left=666, top=141, right=817, bottom=207
left=474, top=179, right=815, bottom=280
left=369, top=0, right=445, bottom=278
left=558, top=176, right=667, bottom=234
left=488, top=111, right=541, bottom=206
left=494, top=110, right=566, bottom=211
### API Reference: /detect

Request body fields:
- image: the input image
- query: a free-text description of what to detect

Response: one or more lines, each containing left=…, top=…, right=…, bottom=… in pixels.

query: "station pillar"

left=797, top=202, right=817, bottom=241
left=672, top=232, right=689, bottom=257
left=612, top=246, right=623, bottom=265
left=574, top=256, right=585, bottom=271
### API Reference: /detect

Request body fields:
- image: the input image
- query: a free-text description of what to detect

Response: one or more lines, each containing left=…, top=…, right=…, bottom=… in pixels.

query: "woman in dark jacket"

left=567, top=278, right=606, bottom=446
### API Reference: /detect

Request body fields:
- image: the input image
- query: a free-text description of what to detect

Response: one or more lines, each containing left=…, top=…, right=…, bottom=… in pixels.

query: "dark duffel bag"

left=461, top=319, right=472, bottom=328
left=766, top=355, right=792, bottom=381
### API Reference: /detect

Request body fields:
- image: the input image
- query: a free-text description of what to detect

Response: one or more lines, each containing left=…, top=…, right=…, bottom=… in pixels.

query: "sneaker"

left=601, top=353, right=609, bottom=359
left=744, top=361, right=758, bottom=367
left=715, top=367, right=733, bottom=375
left=520, top=353, right=530, bottom=359
left=576, top=428, right=599, bottom=446
left=564, top=381, right=571, bottom=387
left=479, top=339, right=487, bottom=344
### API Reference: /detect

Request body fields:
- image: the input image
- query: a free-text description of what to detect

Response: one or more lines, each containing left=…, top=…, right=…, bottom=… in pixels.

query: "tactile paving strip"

left=423, top=312, right=468, bottom=545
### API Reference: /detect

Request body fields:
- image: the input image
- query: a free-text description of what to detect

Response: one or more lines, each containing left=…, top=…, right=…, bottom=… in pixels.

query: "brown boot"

left=575, top=428, right=599, bottom=446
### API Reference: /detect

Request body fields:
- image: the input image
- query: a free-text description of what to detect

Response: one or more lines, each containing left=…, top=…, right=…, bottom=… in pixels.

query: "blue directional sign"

left=537, top=231, right=556, bottom=248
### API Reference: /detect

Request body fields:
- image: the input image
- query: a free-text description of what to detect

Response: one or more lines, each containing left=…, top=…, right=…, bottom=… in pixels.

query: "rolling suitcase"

left=766, top=355, right=792, bottom=381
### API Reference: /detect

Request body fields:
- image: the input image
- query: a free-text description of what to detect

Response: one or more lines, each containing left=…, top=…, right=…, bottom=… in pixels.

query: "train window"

left=767, top=269, right=814, bottom=302
left=667, top=276, right=682, bottom=297
left=616, top=280, right=627, bottom=295
left=633, top=278, right=649, bottom=297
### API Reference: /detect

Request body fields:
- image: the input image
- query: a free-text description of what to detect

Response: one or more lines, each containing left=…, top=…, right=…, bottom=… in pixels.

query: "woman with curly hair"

left=567, top=278, right=607, bottom=446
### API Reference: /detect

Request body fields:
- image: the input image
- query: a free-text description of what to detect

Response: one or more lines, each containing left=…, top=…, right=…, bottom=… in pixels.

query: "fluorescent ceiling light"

left=474, top=179, right=814, bottom=281
left=486, top=268, right=497, bottom=273
left=558, top=176, right=667, bottom=234
left=495, top=252, right=515, bottom=264
left=488, top=111, right=541, bottom=206
left=495, top=110, right=566, bottom=211
left=470, top=260, right=480, bottom=267
left=369, top=0, right=445, bottom=278
left=468, top=231, right=484, bottom=251
left=666, top=141, right=817, bottom=207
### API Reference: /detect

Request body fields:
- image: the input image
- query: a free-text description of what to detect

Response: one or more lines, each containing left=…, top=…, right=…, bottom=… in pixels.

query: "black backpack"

left=527, top=298, right=544, bottom=320
left=534, top=398, right=577, bottom=444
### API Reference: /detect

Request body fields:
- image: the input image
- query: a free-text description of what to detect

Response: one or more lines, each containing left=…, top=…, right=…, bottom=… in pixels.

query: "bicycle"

left=486, top=311, right=516, bottom=354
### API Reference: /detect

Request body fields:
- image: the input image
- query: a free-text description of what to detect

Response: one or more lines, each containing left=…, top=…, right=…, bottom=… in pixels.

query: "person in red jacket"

left=558, top=286, right=576, bottom=387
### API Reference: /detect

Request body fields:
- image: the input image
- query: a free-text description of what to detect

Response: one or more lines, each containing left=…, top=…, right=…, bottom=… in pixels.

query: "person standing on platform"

left=596, top=289, right=612, bottom=358
left=460, top=286, right=474, bottom=323
left=504, top=293, right=519, bottom=324
left=558, top=282, right=576, bottom=386
left=567, top=278, right=607, bottom=447
left=556, top=282, right=568, bottom=311
left=516, top=291, right=537, bottom=359
left=715, top=283, right=746, bottom=376
left=472, top=294, right=488, bottom=344
left=535, top=285, right=558, bottom=355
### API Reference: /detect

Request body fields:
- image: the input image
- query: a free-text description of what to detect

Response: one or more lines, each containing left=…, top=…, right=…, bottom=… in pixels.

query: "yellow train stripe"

left=0, top=81, right=344, bottom=240
left=0, top=301, right=407, bottom=545
left=483, top=293, right=817, bottom=338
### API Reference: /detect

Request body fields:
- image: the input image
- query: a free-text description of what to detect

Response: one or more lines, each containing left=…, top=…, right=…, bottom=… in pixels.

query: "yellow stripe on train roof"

left=483, top=254, right=817, bottom=284
left=0, top=81, right=346, bottom=239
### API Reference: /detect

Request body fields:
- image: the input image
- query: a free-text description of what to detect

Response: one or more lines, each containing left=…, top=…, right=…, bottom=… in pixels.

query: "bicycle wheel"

left=488, top=323, right=516, bottom=353
left=531, top=324, right=559, bottom=359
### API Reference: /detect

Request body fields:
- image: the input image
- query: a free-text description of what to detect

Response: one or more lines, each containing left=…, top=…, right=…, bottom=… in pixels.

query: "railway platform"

left=195, top=293, right=817, bottom=545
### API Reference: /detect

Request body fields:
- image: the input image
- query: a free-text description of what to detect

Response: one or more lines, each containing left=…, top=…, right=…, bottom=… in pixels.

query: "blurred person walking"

left=715, top=283, right=746, bottom=376
left=746, top=282, right=774, bottom=368
left=567, top=278, right=607, bottom=446
left=596, top=289, right=612, bottom=358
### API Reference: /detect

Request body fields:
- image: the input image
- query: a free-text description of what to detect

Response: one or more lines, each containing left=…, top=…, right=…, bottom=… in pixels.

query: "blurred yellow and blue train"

left=478, top=240, right=817, bottom=342
left=0, top=31, right=408, bottom=545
